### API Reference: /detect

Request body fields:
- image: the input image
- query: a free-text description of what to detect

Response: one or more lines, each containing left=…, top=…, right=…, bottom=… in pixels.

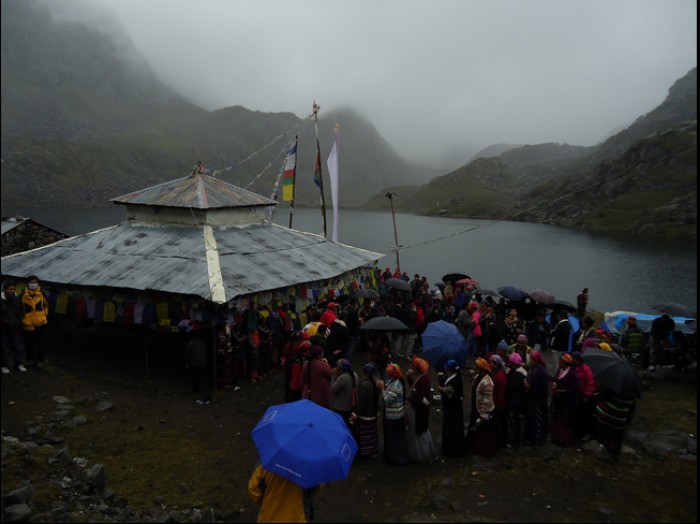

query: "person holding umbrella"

left=249, top=399, right=357, bottom=522
left=248, top=463, right=323, bottom=523
left=594, top=387, right=636, bottom=463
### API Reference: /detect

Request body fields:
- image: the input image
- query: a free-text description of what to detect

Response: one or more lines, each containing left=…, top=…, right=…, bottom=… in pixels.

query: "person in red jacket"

left=319, top=302, right=339, bottom=329
left=572, top=351, right=597, bottom=440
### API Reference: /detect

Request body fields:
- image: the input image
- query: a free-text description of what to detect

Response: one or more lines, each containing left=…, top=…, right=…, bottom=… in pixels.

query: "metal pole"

left=385, top=192, right=401, bottom=273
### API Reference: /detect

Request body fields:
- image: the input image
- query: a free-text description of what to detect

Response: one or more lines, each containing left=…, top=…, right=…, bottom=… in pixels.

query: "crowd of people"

left=2, top=272, right=688, bottom=523
left=245, top=271, right=665, bottom=522
left=1, top=276, right=49, bottom=374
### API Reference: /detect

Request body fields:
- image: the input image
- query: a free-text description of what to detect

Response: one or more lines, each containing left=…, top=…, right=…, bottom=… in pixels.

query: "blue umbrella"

left=251, top=399, right=358, bottom=489
left=421, top=320, right=467, bottom=370
left=497, top=285, right=530, bottom=302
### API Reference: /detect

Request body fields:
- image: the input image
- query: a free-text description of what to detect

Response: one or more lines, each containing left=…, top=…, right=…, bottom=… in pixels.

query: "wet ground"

left=1, top=325, right=697, bottom=523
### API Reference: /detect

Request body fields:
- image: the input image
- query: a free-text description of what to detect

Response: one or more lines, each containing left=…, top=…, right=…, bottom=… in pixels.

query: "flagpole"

left=312, top=101, right=328, bottom=238
left=288, top=134, right=299, bottom=229
left=385, top=191, right=401, bottom=273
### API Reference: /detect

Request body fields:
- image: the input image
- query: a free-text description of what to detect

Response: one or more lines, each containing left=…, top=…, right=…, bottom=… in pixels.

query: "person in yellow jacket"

left=21, top=275, right=49, bottom=368
left=248, top=462, right=323, bottom=523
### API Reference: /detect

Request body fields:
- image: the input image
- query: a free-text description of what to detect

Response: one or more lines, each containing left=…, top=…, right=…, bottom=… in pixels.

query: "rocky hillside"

left=0, top=0, right=432, bottom=209
left=364, top=68, right=697, bottom=239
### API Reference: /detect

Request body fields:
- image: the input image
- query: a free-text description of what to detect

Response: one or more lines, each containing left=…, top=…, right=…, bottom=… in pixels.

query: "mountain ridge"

left=0, top=0, right=696, bottom=238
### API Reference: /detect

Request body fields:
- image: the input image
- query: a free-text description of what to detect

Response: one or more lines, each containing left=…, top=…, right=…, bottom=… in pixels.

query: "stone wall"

left=1, top=220, right=69, bottom=257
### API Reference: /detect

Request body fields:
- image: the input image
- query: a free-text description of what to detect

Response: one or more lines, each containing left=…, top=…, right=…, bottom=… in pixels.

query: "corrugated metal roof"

left=0, top=220, right=383, bottom=304
left=110, top=174, right=276, bottom=210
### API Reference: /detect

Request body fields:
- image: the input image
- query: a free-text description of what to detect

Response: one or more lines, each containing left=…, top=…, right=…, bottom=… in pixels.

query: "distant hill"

left=468, top=143, right=522, bottom=162
left=1, top=0, right=695, bottom=238
left=0, top=0, right=431, bottom=209
left=363, top=67, right=697, bottom=238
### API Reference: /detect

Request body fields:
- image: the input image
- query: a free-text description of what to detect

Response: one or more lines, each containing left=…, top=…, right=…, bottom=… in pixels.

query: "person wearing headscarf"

left=330, top=359, right=359, bottom=429
left=301, top=345, right=334, bottom=408
left=571, top=350, right=597, bottom=441
left=549, top=352, right=580, bottom=447
left=437, top=359, right=466, bottom=457
left=466, top=357, right=496, bottom=456
left=507, top=334, right=531, bottom=363
left=505, top=352, right=529, bottom=448
left=351, top=363, right=380, bottom=458
left=523, top=351, right=551, bottom=445
left=405, top=356, right=438, bottom=464
left=489, top=354, right=508, bottom=450
left=376, top=363, right=409, bottom=465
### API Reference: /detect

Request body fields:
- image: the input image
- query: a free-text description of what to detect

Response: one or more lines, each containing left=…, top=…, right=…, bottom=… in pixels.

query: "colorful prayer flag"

left=282, top=138, right=298, bottom=201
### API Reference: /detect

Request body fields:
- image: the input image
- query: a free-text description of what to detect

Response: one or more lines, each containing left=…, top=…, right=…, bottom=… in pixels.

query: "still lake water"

left=3, top=205, right=697, bottom=315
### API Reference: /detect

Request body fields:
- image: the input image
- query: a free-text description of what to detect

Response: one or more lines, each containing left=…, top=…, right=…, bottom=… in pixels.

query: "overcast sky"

left=86, top=0, right=696, bottom=165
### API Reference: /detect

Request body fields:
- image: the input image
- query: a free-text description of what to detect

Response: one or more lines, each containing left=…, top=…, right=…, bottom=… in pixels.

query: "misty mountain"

left=364, top=67, right=697, bottom=238
left=468, top=143, right=523, bottom=162
left=0, top=0, right=432, bottom=209
left=1, top=0, right=695, bottom=239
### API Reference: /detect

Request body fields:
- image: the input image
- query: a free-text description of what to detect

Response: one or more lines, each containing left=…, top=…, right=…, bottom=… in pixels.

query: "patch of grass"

left=64, top=409, right=243, bottom=512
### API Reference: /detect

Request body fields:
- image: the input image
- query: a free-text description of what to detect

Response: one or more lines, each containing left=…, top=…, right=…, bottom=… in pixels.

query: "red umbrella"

left=455, top=278, right=480, bottom=291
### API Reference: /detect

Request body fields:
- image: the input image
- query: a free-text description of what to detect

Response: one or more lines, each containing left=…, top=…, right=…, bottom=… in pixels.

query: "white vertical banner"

left=327, top=130, right=340, bottom=243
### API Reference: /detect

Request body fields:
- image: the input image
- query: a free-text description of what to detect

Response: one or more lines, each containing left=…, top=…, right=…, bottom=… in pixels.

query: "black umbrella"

left=359, top=315, right=408, bottom=332
left=442, top=272, right=470, bottom=285
left=529, top=288, right=556, bottom=304
left=472, top=288, right=497, bottom=298
left=548, top=299, right=577, bottom=312
left=651, top=302, right=697, bottom=319
left=497, top=285, right=530, bottom=302
left=582, top=347, right=643, bottom=398
left=384, top=278, right=412, bottom=292
left=352, top=288, right=380, bottom=298
left=433, top=282, right=447, bottom=289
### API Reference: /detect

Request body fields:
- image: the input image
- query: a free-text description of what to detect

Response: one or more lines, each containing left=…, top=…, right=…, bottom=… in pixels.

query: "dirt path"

left=1, top=331, right=697, bottom=523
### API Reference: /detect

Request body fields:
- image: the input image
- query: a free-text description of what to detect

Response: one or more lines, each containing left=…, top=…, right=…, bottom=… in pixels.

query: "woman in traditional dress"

left=594, top=386, right=635, bottom=462
left=466, top=357, right=496, bottom=456
left=330, top=358, right=359, bottom=430
left=301, top=345, right=334, bottom=408
left=489, top=354, right=508, bottom=450
left=351, top=362, right=380, bottom=458
left=523, top=351, right=550, bottom=445
left=549, top=352, right=580, bottom=447
left=505, top=352, right=528, bottom=448
left=437, top=359, right=466, bottom=457
left=406, top=356, right=438, bottom=464
left=376, top=363, right=409, bottom=465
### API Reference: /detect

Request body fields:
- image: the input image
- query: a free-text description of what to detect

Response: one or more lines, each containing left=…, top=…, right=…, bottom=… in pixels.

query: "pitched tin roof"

left=0, top=220, right=382, bottom=304
left=110, top=174, right=275, bottom=210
